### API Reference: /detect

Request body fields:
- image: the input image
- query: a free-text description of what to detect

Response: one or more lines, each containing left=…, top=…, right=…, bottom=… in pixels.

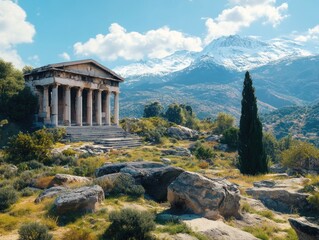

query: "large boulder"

left=54, top=185, right=104, bottom=215
left=289, top=218, right=319, bottom=240
left=95, top=161, right=164, bottom=177
left=168, top=172, right=241, bottom=220
left=35, top=186, right=67, bottom=203
left=95, top=161, right=184, bottom=201
left=167, top=125, right=198, bottom=140
left=121, top=165, right=184, bottom=202
left=246, top=178, right=311, bottom=213
left=182, top=215, right=258, bottom=240
left=94, top=172, right=144, bottom=196
left=48, top=174, right=92, bottom=187
left=161, top=147, right=192, bottom=157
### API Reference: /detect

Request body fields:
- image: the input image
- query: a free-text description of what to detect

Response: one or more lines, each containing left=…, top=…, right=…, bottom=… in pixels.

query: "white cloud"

left=74, top=23, right=202, bottom=61
left=59, top=52, right=71, bottom=61
left=204, top=0, right=288, bottom=44
left=27, top=55, right=40, bottom=66
left=0, top=0, right=35, bottom=68
left=295, top=25, right=319, bottom=42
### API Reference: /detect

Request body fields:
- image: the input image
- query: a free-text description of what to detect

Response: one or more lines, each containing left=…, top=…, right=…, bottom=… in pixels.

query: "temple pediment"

left=25, top=59, right=124, bottom=82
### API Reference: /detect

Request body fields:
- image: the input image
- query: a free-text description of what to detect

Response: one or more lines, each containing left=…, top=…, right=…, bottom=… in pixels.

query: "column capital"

left=64, top=85, right=71, bottom=90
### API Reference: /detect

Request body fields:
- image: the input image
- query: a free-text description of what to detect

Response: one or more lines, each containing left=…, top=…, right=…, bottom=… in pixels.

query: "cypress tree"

left=238, top=71, right=268, bottom=175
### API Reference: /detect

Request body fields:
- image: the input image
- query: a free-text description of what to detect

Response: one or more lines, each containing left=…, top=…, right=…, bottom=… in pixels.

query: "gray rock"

left=94, top=172, right=142, bottom=195
left=162, top=147, right=192, bottom=157
left=167, top=125, right=198, bottom=140
left=54, top=185, right=104, bottom=215
left=120, top=165, right=184, bottom=202
left=161, top=158, right=172, bottom=164
left=214, top=143, right=228, bottom=151
left=181, top=215, right=258, bottom=240
left=95, top=161, right=184, bottom=201
left=168, top=172, right=241, bottom=220
left=35, top=186, right=67, bottom=203
left=205, top=134, right=222, bottom=142
left=246, top=186, right=310, bottom=213
left=95, top=161, right=164, bottom=177
left=49, top=174, right=92, bottom=187
left=269, top=163, right=287, bottom=173
left=289, top=218, right=319, bottom=240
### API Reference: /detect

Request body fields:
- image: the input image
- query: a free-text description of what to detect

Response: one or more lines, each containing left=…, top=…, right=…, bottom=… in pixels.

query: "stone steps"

left=63, top=126, right=142, bottom=149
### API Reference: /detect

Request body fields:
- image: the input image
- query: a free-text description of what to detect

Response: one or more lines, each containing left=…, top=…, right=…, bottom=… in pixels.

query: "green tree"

left=238, top=72, right=268, bottom=175
left=165, top=103, right=184, bottom=125
left=143, top=101, right=163, bottom=118
left=214, top=112, right=235, bottom=134
left=6, top=87, right=38, bottom=126
left=0, top=59, right=24, bottom=115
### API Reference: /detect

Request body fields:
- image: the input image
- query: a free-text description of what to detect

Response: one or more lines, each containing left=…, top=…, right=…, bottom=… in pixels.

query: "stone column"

left=51, top=84, right=59, bottom=126
left=87, top=89, right=93, bottom=126
left=76, top=88, right=83, bottom=126
left=43, top=86, right=50, bottom=123
left=104, top=90, right=111, bottom=125
left=64, top=86, right=71, bottom=126
left=96, top=90, right=102, bottom=126
left=114, top=91, right=119, bottom=126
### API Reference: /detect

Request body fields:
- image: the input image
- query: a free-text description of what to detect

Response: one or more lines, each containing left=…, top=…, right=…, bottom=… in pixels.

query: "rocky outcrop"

left=246, top=178, right=311, bottom=213
left=181, top=214, right=258, bottom=240
left=95, top=161, right=164, bottom=177
left=167, top=125, right=198, bottom=140
left=289, top=218, right=319, bottom=240
left=35, top=186, right=67, bottom=203
left=168, top=172, right=241, bottom=220
left=96, top=161, right=184, bottom=201
left=48, top=174, right=92, bottom=187
left=94, top=172, right=144, bottom=196
left=54, top=185, right=104, bottom=215
left=161, top=147, right=192, bottom=157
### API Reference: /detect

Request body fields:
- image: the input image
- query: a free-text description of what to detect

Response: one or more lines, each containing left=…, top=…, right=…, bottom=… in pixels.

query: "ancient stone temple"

left=24, top=59, right=123, bottom=127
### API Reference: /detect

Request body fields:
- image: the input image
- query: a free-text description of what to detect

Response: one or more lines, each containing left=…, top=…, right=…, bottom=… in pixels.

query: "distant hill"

left=262, top=103, right=319, bottom=145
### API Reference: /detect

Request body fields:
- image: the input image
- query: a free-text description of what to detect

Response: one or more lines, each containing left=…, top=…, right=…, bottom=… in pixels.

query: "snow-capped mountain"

left=114, top=35, right=314, bottom=78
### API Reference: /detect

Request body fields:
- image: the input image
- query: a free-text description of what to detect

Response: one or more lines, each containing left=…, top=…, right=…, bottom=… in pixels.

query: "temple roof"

left=25, top=59, right=124, bottom=82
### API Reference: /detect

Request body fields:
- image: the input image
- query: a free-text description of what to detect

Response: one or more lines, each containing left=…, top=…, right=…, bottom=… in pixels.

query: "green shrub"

left=26, top=160, right=45, bottom=170
left=95, top=174, right=145, bottom=197
left=0, top=187, right=18, bottom=211
left=13, top=171, right=33, bottom=190
left=192, top=142, right=215, bottom=160
left=281, top=141, right=319, bottom=171
left=21, top=187, right=36, bottom=197
left=0, top=164, right=17, bottom=179
left=61, top=228, right=95, bottom=240
left=307, top=192, right=319, bottom=211
left=221, top=127, right=239, bottom=149
left=103, top=208, right=155, bottom=240
left=5, top=129, right=55, bottom=164
left=62, top=148, right=77, bottom=156
left=18, top=222, right=52, bottom=240
left=213, top=112, right=235, bottom=134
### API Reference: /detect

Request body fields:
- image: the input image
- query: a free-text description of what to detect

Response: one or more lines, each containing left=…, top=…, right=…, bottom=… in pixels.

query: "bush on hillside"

left=18, top=222, right=53, bottom=240
left=213, top=112, right=235, bottom=134
left=191, top=141, right=215, bottom=160
left=281, top=141, right=319, bottom=172
left=221, top=127, right=239, bottom=149
left=0, top=187, right=18, bottom=211
left=4, top=128, right=59, bottom=164
left=103, top=208, right=155, bottom=240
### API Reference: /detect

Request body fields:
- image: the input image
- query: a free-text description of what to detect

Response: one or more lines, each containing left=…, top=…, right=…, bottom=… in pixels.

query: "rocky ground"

left=0, top=131, right=318, bottom=240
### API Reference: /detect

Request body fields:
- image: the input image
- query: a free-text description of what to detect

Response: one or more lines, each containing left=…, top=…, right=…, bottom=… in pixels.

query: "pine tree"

left=238, top=71, right=268, bottom=175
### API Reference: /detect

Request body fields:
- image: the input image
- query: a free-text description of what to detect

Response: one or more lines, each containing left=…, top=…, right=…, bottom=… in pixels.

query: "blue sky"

left=0, top=0, right=318, bottom=69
